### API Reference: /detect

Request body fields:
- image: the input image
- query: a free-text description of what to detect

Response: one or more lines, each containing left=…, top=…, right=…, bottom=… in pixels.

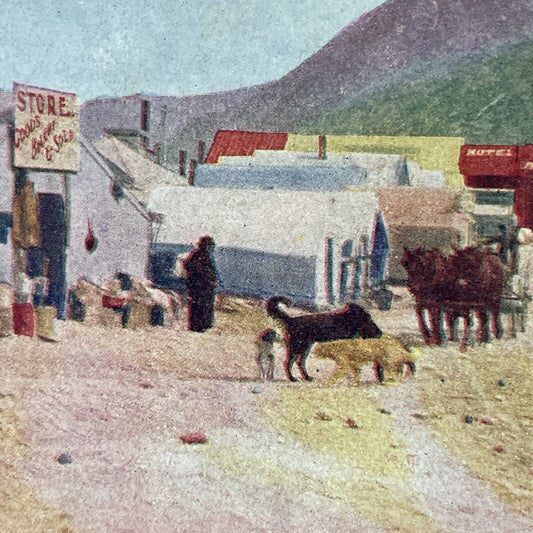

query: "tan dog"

left=313, top=334, right=419, bottom=384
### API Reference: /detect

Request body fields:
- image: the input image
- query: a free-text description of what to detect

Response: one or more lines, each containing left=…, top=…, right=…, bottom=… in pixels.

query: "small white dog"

left=255, top=328, right=279, bottom=380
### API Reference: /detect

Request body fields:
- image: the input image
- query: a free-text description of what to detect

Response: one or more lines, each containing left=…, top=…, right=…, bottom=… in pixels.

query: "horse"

left=401, top=246, right=506, bottom=349
left=445, top=247, right=506, bottom=344
left=400, top=247, right=448, bottom=346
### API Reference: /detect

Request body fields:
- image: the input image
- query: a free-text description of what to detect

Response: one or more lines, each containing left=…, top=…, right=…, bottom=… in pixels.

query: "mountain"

left=164, top=0, right=533, bottom=156
left=83, top=0, right=533, bottom=161
left=304, top=37, right=533, bottom=144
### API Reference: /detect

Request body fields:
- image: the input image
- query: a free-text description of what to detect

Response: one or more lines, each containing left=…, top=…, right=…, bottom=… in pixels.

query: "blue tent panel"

left=150, top=243, right=316, bottom=306
left=195, top=165, right=366, bottom=192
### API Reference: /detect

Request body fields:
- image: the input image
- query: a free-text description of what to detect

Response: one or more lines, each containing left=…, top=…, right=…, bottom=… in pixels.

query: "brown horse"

left=401, top=246, right=506, bottom=349
left=445, top=247, right=506, bottom=344
left=400, top=247, right=448, bottom=346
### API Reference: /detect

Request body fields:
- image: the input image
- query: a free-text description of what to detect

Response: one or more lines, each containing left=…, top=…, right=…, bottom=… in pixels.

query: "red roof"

left=204, top=130, right=288, bottom=164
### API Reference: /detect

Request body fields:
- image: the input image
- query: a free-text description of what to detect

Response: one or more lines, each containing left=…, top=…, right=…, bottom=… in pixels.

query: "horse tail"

left=265, top=296, right=293, bottom=325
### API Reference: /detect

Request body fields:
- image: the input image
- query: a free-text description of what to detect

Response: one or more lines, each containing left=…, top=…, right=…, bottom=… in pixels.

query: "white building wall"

left=0, top=126, right=14, bottom=284
left=64, top=143, right=150, bottom=287
left=148, top=186, right=379, bottom=306
left=26, top=146, right=150, bottom=289
left=0, top=110, right=150, bottom=297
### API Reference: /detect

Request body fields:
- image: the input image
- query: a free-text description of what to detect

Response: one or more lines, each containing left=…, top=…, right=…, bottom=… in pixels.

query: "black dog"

left=266, top=296, right=382, bottom=382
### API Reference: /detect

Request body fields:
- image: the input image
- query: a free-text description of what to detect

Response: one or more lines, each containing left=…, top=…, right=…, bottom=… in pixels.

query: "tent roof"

left=147, top=186, right=379, bottom=256
left=94, top=135, right=187, bottom=204
left=194, top=163, right=367, bottom=191
left=220, top=149, right=404, bottom=166
left=218, top=150, right=406, bottom=187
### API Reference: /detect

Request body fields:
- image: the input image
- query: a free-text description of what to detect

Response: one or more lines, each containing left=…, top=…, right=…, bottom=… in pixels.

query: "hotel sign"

left=459, top=144, right=533, bottom=179
left=12, top=82, right=79, bottom=171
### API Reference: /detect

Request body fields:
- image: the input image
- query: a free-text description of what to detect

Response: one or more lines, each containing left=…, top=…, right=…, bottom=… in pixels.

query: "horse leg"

left=416, top=304, right=432, bottom=344
left=446, top=309, right=458, bottom=342
left=460, top=312, right=473, bottom=352
left=429, top=306, right=443, bottom=345
left=466, top=312, right=475, bottom=347
left=492, top=302, right=503, bottom=340
left=476, top=308, right=489, bottom=344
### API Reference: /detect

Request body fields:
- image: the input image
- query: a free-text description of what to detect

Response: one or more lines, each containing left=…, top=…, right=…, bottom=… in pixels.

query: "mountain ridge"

left=82, top=0, right=533, bottom=160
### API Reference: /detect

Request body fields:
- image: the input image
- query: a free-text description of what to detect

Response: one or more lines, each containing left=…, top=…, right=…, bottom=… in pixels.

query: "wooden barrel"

left=35, top=306, right=57, bottom=340
left=0, top=306, right=14, bottom=336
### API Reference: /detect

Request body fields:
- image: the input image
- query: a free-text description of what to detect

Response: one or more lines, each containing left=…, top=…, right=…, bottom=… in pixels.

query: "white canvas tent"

left=147, top=186, right=385, bottom=307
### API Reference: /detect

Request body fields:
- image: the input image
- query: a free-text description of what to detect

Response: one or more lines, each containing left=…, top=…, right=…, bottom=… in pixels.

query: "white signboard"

left=12, top=82, right=79, bottom=171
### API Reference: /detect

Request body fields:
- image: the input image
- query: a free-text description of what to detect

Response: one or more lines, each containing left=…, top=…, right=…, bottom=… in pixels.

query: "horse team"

left=401, top=246, right=511, bottom=351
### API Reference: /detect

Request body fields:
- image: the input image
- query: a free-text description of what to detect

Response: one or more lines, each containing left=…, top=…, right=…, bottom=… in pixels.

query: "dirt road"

left=1, top=297, right=532, bottom=532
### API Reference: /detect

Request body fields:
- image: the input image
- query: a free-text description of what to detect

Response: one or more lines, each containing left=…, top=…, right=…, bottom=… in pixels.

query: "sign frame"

left=12, top=82, right=79, bottom=172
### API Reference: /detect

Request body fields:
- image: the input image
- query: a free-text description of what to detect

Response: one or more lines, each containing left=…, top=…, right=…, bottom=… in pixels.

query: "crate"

left=35, top=306, right=57, bottom=340
left=12, top=303, right=34, bottom=337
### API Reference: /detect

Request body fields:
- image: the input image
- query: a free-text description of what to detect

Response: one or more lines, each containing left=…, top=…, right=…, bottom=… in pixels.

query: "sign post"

left=11, top=83, right=79, bottom=327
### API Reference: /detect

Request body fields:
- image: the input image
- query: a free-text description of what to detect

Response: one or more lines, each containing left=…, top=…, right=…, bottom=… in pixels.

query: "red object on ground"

left=204, top=130, right=288, bottom=164
left=179, top=431, right=207, bottom=444
left=102, top=295, right=126, bottom=309
left=12, top=303, right=35, bottom=337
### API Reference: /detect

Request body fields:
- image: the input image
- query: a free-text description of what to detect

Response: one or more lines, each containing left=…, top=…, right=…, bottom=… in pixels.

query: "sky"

left=0, top=0, right=386, bottom=102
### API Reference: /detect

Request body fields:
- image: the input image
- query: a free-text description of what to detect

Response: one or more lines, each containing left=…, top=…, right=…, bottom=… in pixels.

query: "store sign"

left=12, top=82, right=79, bottom=171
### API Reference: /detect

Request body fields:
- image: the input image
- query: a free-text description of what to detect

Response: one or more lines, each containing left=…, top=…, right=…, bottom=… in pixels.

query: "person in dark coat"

left=507, top=225, right=520, bottom=274
left=183, top=235, right=218, bottom=332
left=483, top=224, right=509, bottom=264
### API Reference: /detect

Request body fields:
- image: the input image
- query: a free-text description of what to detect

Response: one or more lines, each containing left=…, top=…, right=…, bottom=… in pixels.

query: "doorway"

left=27, top=193, right=67, bottom=319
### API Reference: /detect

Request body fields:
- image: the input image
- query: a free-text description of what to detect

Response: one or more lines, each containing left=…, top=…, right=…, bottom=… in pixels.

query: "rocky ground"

left=0, top=287, right=532, bottom=533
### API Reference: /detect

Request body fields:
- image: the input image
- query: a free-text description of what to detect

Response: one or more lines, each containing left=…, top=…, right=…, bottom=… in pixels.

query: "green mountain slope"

left=303, top=39, right=533, bottom=145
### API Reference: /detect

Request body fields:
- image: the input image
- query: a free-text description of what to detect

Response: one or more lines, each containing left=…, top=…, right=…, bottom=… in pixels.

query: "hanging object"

left=85, top=218, right=98, bottom=253
left=12, top=181, right=40, bottom=249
